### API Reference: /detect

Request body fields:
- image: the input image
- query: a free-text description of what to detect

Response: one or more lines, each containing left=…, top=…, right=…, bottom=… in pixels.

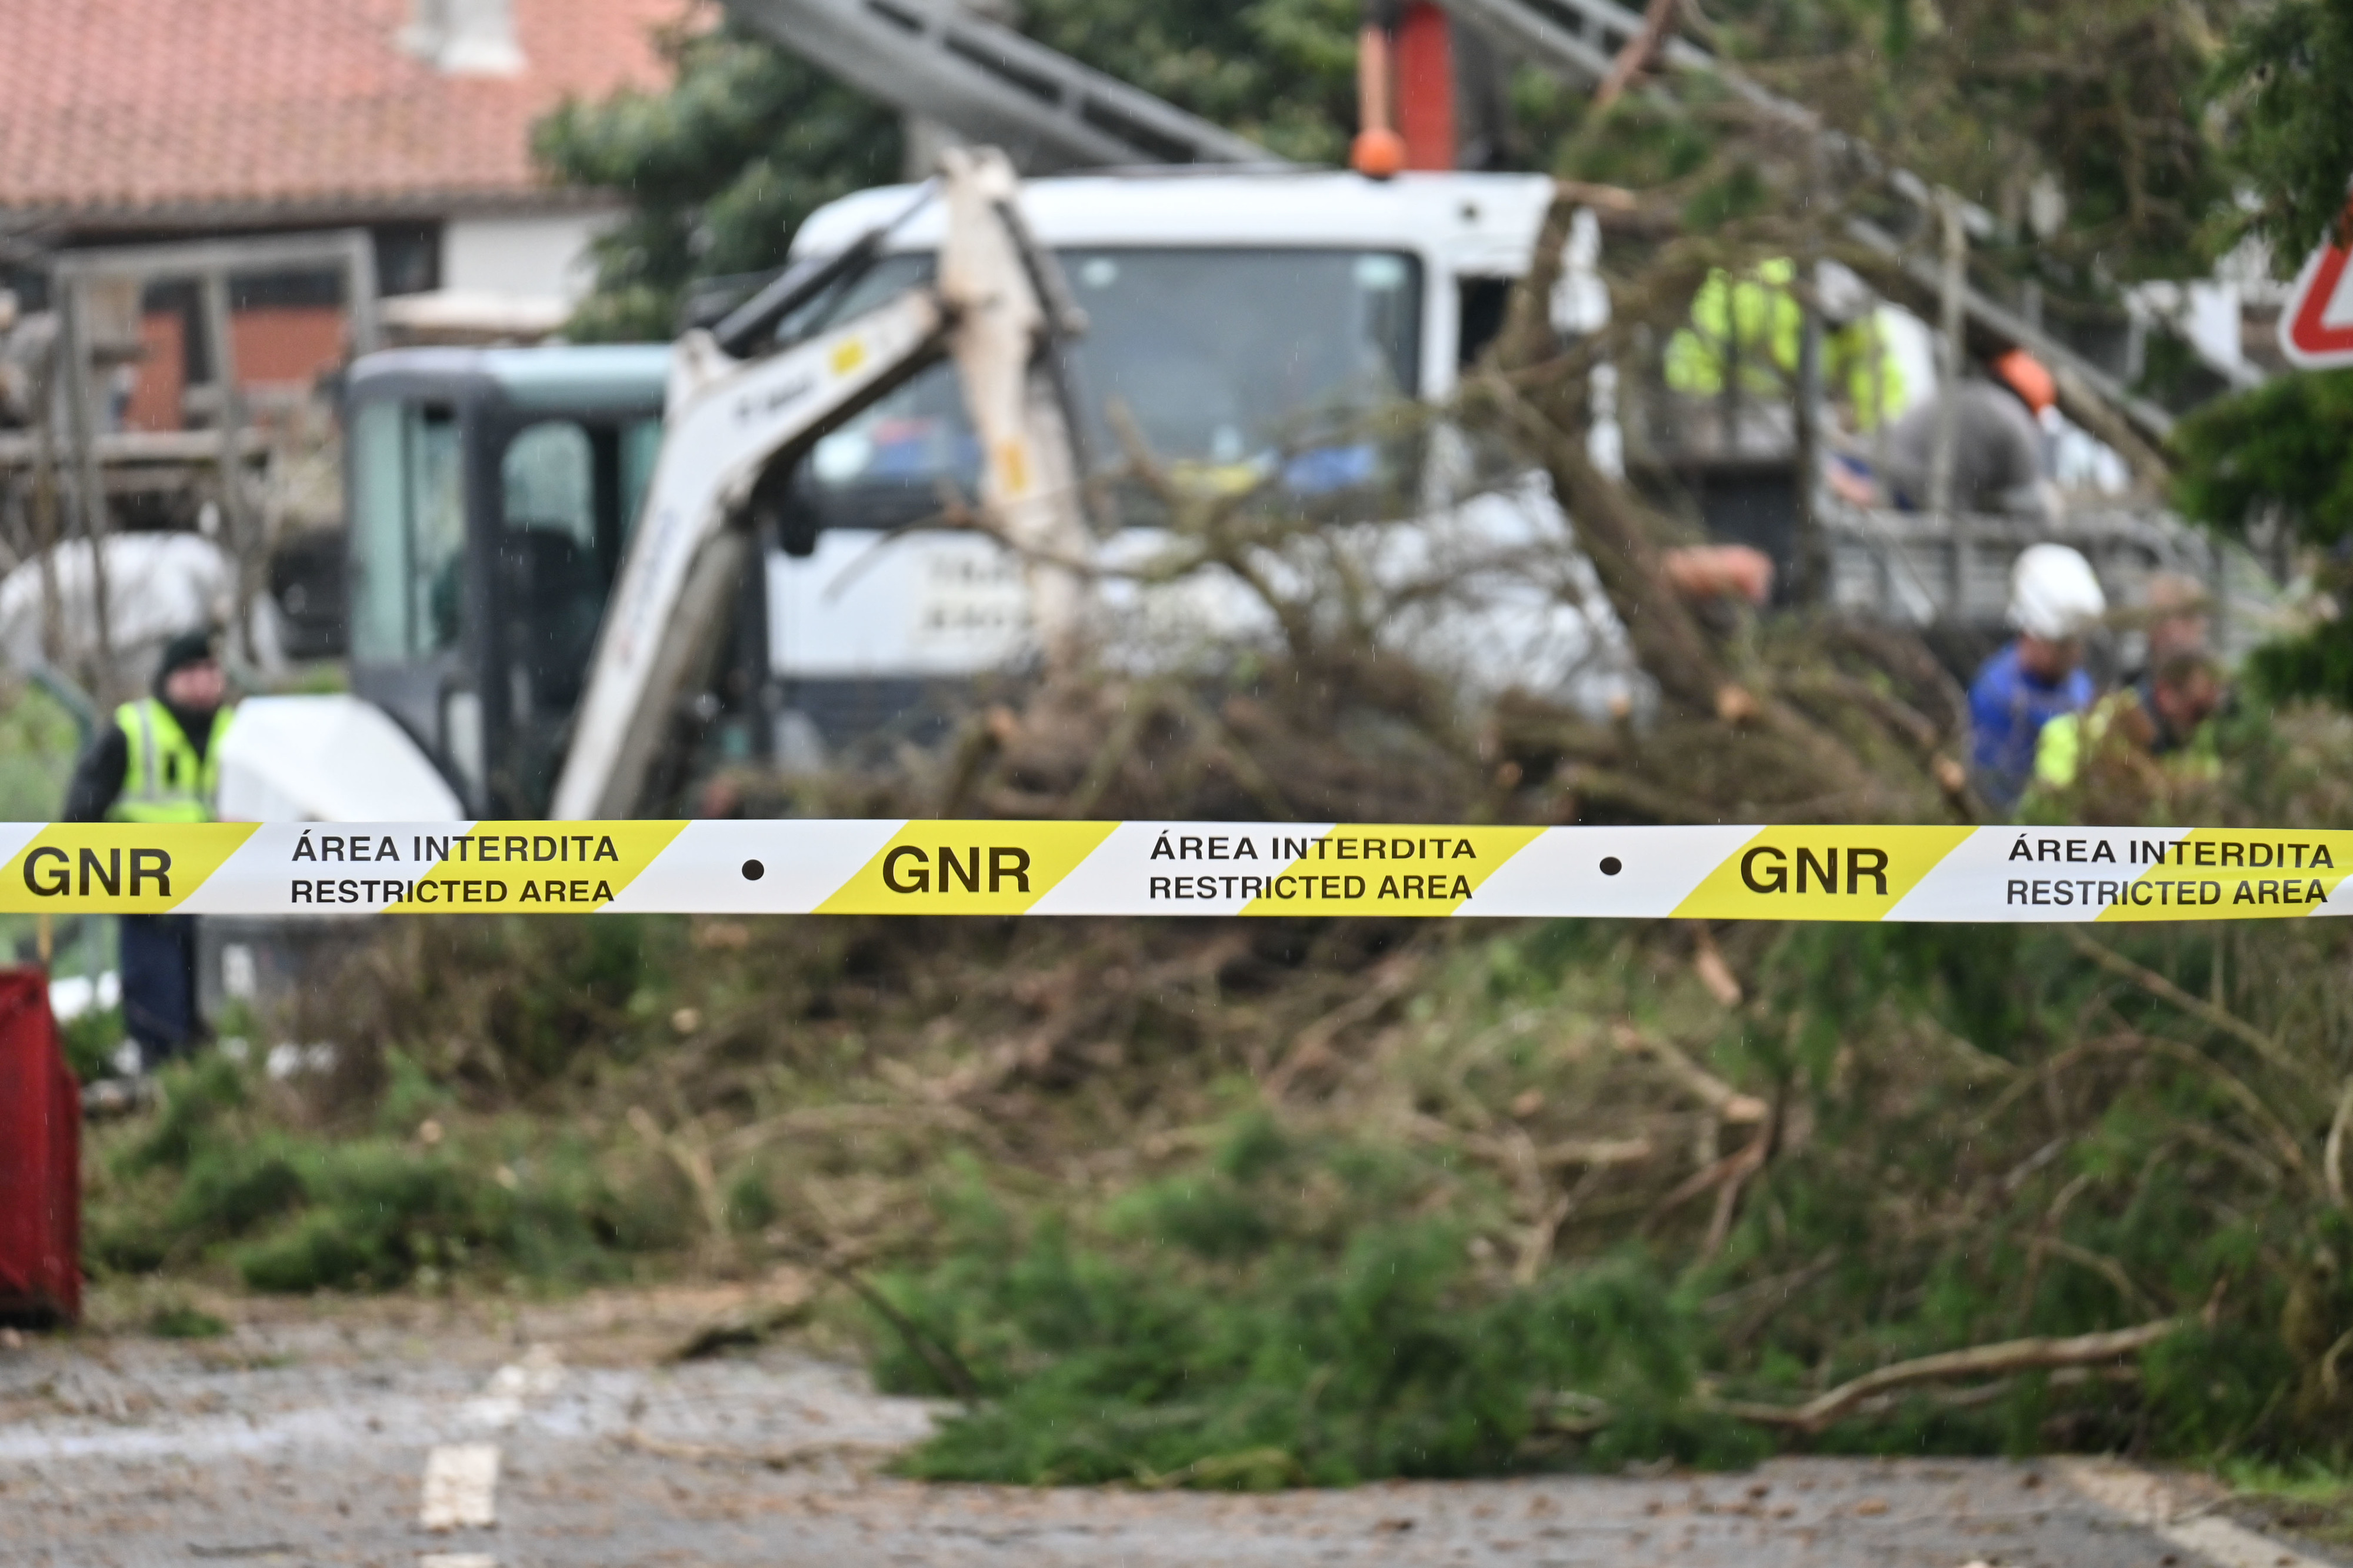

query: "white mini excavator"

left=244, top=147, right=1092, bottom=824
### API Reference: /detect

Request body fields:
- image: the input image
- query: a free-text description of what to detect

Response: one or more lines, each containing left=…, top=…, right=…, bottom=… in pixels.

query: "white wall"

left=441, top=211, right=612, bottom=303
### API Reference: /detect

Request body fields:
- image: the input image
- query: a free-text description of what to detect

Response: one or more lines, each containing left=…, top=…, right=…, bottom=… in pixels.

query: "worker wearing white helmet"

left=1967, top=544, right=2106, bottom=809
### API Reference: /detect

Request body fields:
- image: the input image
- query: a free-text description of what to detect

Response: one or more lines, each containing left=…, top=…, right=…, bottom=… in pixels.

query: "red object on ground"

left=1394, top=1, right=1455, bottom=171
left=0, top=968, right=81, bottom=1326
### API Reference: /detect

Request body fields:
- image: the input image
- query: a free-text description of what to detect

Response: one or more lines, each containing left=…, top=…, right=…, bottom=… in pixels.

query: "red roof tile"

left=0, top=0, right=690, bottom=222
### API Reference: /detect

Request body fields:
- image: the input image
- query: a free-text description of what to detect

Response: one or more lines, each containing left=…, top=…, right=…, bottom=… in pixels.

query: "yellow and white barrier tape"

left=1, top=821, right=2346, bottom=923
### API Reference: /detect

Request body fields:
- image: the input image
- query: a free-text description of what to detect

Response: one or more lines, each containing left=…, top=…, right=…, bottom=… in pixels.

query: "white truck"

left=751, top=166, right=1617, bottom=746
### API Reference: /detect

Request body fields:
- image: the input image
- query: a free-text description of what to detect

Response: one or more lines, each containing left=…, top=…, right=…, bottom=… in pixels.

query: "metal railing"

left=1819, top=498, right=2278, bottom=662
left=1441, top=0, right=2193, bottom=441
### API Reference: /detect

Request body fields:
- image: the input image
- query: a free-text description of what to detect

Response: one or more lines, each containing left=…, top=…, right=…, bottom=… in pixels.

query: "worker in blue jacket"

left=1968, top=545, right=2105, bottom=811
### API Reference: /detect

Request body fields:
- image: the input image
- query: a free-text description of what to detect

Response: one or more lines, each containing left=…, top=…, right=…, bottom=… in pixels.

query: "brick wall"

left=123, top=304, right=348, bottom=429
left=122, top=311, right=185, bottom=431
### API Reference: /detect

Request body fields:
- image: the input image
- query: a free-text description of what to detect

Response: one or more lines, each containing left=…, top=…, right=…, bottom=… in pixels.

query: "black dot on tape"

left=1599, top=856, right=1622, bottom=877
left=741, top=859, right=765, bottom=882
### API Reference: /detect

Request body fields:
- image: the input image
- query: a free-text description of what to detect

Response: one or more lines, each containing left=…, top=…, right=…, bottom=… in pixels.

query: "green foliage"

left=114, top=1055, right=248, bottom=1176
left=232, top=1146, right=508, bottom=1292
left=846, top=897, right=2353, bottom=1482
left=57, top=1003, right=124, bottom=1084
left=2240, top=623, right=2353, bottom=711
left=725, top=1163, right=779, bottom=1235
left=2174, top=369, right=2353, bottom=703
left=0, top=680, right=81, bottom=822
left=1017, top=0, right=1357, bottom=164
left=1697, top=0, right=2234, bottom=279
left=1727, top=917, right=2353, bottom=1467
left=373, top=1048, right=452, bottom=1136
left=2220, top=1459, right=2353, bottom=1547
left=871, top=1122, right=1760, bottom=1486
left=2176, top=370, right=2353, bottom=547
left=146, top=1303, right=229, bottom=1339
left=362, top=916, right=679, bottom=1095
left=169, top=1142, right=306, bottom=1241
left=84, top=1051, right=675, bottom=1292
left=1755, top=921, right=2029, bottom=1082
left=532, top=21, right=902, bottom=341
left=2211, top=0, right=2353, bottom=268
left=481, top=915, right=658, bottom=1086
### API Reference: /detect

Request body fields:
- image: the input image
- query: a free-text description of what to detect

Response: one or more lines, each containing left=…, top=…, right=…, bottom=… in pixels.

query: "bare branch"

left=1711, top=1318, right=2190, bottom=1432
left=1591, top=0, right=1680, bottom=115
left=2329, top=1079, right=2353, bottom=1212
left=2063, top=930, right=2318, bottom=1093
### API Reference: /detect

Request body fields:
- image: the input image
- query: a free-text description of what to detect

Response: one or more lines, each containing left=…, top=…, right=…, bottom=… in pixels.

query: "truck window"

left=348, top=399, right=464, bottom=663
left=1457, top=276, right=1514, bottom=369
left=782, top=247, right=1424, bottom=535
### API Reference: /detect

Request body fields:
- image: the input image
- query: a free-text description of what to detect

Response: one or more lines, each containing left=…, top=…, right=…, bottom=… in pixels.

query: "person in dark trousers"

left=62, top=628, right=235, bottom=1073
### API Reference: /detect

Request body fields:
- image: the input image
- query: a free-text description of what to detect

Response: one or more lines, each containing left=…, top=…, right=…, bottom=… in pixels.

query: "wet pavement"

left=0, top=1289, right=2340, bottom=1568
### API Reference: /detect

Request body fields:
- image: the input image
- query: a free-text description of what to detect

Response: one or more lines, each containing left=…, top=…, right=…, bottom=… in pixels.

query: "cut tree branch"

left=2063, top=929, right=2316, bottom=1092
left=2328, top=1079, right=2353, bottom=1212
left=1709, top=1317, right=2189, bottom=1432
left=1591, top=0, right=1679, bottom=114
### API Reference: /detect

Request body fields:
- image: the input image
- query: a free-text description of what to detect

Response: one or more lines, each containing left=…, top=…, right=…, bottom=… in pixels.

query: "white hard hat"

left=2009, top=543, right=2106, bottom=640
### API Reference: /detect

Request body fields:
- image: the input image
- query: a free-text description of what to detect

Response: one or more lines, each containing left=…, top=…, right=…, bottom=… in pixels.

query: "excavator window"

left=349, top=399, right=465, bottom=663
left=492, top=413, right=664, bottom=809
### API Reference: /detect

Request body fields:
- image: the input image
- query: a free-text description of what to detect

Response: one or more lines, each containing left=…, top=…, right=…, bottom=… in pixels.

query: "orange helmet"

left=1992, top=349, right=2056, bottom=415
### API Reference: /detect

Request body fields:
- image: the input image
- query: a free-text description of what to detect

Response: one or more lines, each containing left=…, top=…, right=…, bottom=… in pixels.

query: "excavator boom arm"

left=549, top=149, right=1090, bottom=821
left=549, top=291, right=952, bottom=820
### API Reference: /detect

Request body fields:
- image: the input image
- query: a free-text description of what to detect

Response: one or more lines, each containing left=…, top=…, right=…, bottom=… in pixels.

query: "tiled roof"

left=0, top=0, right=689, bottom=223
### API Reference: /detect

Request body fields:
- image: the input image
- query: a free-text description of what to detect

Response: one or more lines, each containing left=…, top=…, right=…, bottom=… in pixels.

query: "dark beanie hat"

left=156, top=628, right=219, bottom=682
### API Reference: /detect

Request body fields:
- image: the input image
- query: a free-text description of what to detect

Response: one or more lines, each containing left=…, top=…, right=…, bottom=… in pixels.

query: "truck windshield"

left=782, top=246, right=1422, bottom=533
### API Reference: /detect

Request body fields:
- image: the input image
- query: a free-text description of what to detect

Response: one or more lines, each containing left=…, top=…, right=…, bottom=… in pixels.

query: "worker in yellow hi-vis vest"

left=62, top=628, right=235, bottom=1073
left=1663, top=258, right=1908, bottom=431
left=2034, top=647, right=2225, bottom=799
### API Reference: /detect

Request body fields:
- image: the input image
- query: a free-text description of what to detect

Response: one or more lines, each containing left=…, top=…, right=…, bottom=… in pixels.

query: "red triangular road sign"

left=2282, top=217, right=2353, bottom=368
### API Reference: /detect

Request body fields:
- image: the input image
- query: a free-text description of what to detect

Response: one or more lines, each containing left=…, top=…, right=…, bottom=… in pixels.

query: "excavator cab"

left=340, top=148, right=1092, bottom=823
left=342, top=346, right=674, bottom=816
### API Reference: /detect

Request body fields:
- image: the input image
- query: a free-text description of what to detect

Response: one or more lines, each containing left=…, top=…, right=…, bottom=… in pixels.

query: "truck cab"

left=763, top=168, right=1574, bottom=740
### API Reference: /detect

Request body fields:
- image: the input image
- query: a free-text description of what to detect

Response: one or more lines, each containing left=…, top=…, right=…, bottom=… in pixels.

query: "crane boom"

left=720, top=0, right=1284, bottom=172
